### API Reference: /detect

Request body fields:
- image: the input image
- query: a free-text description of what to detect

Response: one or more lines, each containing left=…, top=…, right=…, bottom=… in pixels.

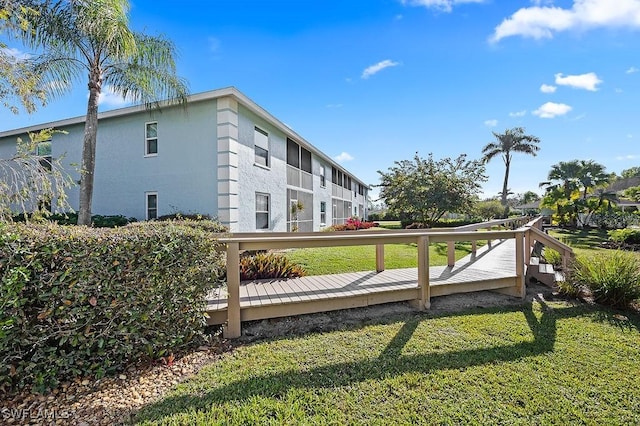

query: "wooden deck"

left=206, top=238, right=520, bottom=325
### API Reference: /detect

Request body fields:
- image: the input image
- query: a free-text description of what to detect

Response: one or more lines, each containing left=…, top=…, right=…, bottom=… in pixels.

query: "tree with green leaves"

left=0, top=128, right=74, bottom=220
left=0, top=0, right=47, bottom=113
left=19, top=0, right=188, bottom=225
left=621, top=166, right=640, bottom=179
left=540, top=160, right=615, bottom=227
left=377, top=153, right=486, bottom=227
left=481, top=127, right=541, bottom=207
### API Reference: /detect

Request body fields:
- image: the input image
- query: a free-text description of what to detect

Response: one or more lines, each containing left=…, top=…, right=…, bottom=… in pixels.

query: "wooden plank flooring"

left=206, top=238, right=519, bottom=325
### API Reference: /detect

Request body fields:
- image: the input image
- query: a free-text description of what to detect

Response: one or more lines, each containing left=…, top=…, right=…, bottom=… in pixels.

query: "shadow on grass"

left=548, top=228, right=609, bottom=249
left=133, top=299, right=624, bottom=422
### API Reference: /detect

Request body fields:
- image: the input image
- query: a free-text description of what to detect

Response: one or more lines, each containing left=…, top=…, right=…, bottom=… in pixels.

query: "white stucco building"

left=0, top=87, right=369, bottom=232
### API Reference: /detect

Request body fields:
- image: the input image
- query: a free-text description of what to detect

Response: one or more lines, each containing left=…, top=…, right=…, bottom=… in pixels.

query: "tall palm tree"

left=21, top=0, right=188, bottom=225
left=482, top=127, right=541, bottom=207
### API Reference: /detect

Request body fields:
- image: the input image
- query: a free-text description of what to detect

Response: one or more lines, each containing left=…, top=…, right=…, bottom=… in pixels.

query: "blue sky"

left=2, top=0, right=640, bottom=201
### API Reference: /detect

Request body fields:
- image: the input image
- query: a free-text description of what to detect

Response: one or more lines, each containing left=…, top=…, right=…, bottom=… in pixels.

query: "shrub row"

left=608, top=228, right=640, bottom=245
left=0, top=220, right=226, bottom=394
left=12, top=212, right=137, bottom=227
left=325, top=217, right=377, bottom=231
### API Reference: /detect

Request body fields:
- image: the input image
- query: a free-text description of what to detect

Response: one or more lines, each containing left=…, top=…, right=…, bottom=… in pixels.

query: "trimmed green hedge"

left=0, top=220, right=226, bottom=394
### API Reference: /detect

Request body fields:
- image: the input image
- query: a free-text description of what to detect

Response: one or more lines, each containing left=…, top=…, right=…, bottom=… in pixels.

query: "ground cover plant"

left=134, top=301, right=640, bottom=424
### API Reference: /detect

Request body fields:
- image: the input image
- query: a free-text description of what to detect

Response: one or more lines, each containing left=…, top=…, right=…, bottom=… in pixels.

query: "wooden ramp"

left=206, top=238, right=520, bottom=325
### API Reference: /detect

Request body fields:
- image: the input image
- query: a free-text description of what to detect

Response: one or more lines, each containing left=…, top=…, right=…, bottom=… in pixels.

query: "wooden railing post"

left=376, top=244, right=385, bottom=273
left=524, top=229, right=531, bottom=265
left=515, top=232, right=525, bottom=299
left=471, top=240, right=477, bottom=255
left=223, top=242, right=241, bottom=338
left=417, top=235, right=430, bottom=309
left=447, top=241, right=455, bottom=267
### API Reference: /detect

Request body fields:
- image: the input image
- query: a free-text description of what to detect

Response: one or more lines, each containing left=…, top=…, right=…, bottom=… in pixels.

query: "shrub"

left=0, top=221, right=226, bottom=394
left=608, top=228, right=640, bottom=245
left=12, top=212, right=137, bottom=227
left=327, top=217, right=377, bottom=232
left=157, top=212, right=212, bottom=221
left=569, top=251, right=640, bottom=308
left=544, top=248, right=562, bottom=268
left=240, top=252, right=305, bottom=280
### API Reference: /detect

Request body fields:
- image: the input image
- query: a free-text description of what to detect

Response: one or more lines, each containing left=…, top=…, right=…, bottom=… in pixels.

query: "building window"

left=145, top=122, right=158, bottom=156
left=254, top=127, right=269, bottom=167
left=320, top=201, right=326, bottom=225
left=146, top=192, right=158, bottom=220
left=287, top=138, right=299, bottom=168
left=320, top=165, right=326, bottom=188
left=36, top=140, right=52, bottom=171
left=256, top=193, right=270, bottom=230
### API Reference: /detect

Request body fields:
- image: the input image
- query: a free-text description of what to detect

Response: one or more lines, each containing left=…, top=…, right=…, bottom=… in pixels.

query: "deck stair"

left=527, top=255, right=562, bottom=287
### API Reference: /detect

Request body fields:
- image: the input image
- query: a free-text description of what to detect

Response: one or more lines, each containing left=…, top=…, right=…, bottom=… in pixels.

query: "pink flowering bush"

left=328, top=217, right=377, bottom=231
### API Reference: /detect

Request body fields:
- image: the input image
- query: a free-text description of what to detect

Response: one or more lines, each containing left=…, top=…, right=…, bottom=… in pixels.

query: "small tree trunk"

left=500, top=158, right=510, bottom=207
left=78, top=73, right=101, bottom=226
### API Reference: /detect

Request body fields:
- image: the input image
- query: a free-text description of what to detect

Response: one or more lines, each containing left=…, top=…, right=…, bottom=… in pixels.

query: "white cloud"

left=616, top=154, right=638, bottom=160
left=361, top=59, right=400, bottom=79
left=491, top=0, right=640, bottom=43
left=509, top=110, right=527, bottom=117
left=626, top=66, right=639, bottom=74
left=533, top=102, right=572, bottom=118
left=540, top=84, right=557, bottom=93
left=628, top=134, right=634, bottom=138
left=484, top=119, right=498, bottom=127
left=1, top=47, right=30, bottom=61
left=326, top=103, right=343, bottom=109
left=96, top=86, right=133, bottom=108
left=401, top=0, right=486, bottom=13
left=555, top=72, right=602, bottom=91
left=615, top=88, right=624, bottom=93
left=334, top=152, right=354, bottom=162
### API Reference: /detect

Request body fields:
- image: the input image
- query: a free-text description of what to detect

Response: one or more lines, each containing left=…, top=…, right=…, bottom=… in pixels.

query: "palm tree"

left=482, top=127, right=541, bottom=207
left=21, top=0, right=188, bottom=225
left=539, top=160, right=583, bottom=199
left=577, top=160, right=610, bottom=200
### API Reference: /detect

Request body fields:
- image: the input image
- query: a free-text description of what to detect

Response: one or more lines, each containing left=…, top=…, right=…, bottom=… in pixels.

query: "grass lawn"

left=134, top=301, right=640, bottom=425
left=375, top=220, right=402, bottom=229
left=285, top=241, right=481, bottom=275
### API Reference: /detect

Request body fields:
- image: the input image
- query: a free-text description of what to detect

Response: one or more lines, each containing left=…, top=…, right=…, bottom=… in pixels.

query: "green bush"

left=12, top=212, right=137, bottom=227
left=569, top=251, right=640, bottom=308
left=544, top=248, right=562, bottom=268
left=0, top=220, right=226, bottom=394
left=608, top=228, right=640, bottom=245
left=240, top=252, right=305, bottom=281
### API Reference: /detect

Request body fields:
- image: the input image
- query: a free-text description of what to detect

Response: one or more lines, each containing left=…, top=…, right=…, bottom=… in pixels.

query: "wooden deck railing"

left=217, top=216, right=554, bottom=338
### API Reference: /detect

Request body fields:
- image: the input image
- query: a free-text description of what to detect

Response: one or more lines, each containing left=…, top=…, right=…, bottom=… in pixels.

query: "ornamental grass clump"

left=570, top=251, right=640, bottom=308
left=240, top=252, right=305, bottom=280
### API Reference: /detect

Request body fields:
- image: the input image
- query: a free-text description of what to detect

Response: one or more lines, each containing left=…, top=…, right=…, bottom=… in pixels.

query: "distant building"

left=0, top=87, right=368, bottom=232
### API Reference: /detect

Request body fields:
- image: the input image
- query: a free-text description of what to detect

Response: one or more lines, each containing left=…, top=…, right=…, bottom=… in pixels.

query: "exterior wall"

left=93, top=100, right=218, bottom=219
left=313, top=157, right=333, bottom=230
left=0, top=88, right=368, bottom=230
left=236, top=104, right=288, bottom=232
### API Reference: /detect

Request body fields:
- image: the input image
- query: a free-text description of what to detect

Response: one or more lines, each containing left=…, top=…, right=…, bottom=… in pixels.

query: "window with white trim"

left=256, top=193, right=270, bottom=230
left=146, top=192, right=158, bottom=220
left=320, top=165, right=326, bottom=187
left=254, top=127, right=269, bottom=167
left=320, top=201, right=326, bottom=225
left=145, top=122, right=158, bottom=156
